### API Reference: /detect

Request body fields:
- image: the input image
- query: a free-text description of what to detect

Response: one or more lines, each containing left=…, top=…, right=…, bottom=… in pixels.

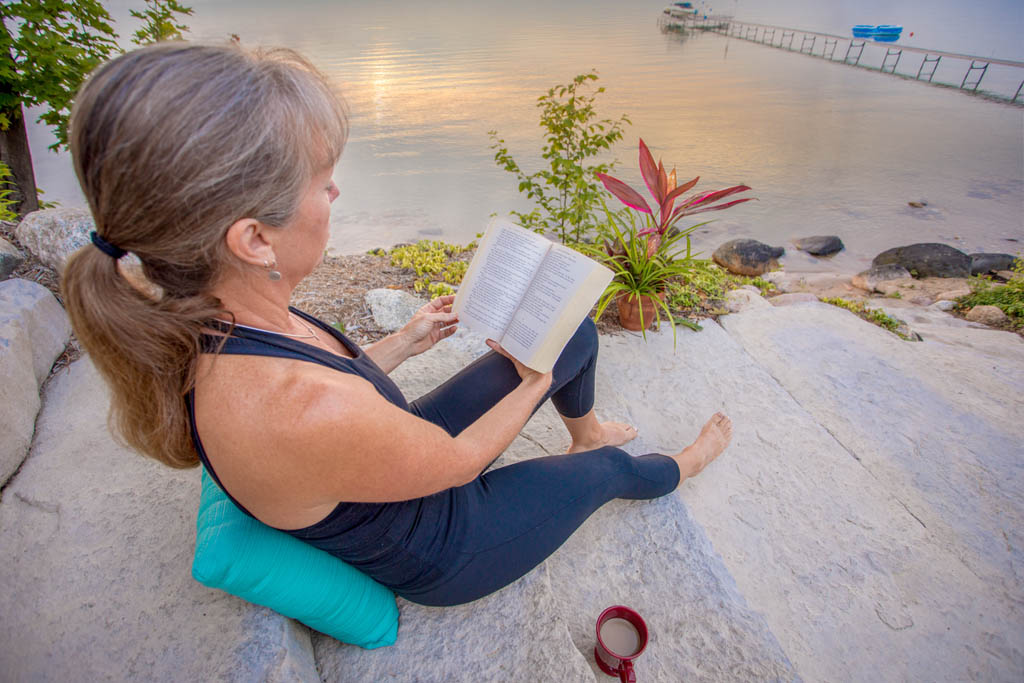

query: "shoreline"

left=2, top=219, right=1019, bottom=378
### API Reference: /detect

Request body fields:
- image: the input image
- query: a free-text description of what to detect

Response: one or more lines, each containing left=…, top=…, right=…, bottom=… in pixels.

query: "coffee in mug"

left=599, top=618, right=641, bottom=656
left=595, top=606, right=648, bottom=682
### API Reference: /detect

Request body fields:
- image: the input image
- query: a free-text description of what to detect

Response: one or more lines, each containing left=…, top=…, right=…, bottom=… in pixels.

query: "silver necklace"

left=214, top=312, right=320, bottom=341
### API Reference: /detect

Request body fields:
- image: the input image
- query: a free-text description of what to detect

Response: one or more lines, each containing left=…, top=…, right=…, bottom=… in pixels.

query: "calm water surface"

left=27, top=0, right=1024, bottom=271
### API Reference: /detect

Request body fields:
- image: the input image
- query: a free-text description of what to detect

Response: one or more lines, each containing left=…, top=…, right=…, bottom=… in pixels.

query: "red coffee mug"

left=594, top=606, right=649, bottom=682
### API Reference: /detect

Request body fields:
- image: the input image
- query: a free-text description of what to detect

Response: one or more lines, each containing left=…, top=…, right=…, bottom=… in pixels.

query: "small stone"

left=724, top=288, right=771, bottom=313
left=712, top=239, right=785, bottom=277
left=853, top=265, right=912, bottom=292
left=793, top=235, right=844, bottom=256
left=0, top=237, right=25, bottom=280
left=769, top=292, right=819, bottom=306
left=931, top=300, right=956, bottom=311
left=969, top=253, right=1015, bottom=275
left=965, top=305, right=1009, bottom=326
left=908, top=201, right=926, bottom=208
left=872, top=243, right=971, bottom=278
left=15, top=208, right=95, bottom=272
left=365, top=288, right=426, bottom=332
left=934, top=288, right=971, bottom=301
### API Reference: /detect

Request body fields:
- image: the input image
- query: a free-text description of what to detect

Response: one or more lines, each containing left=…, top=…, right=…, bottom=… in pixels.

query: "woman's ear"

left=224, top=218, right=276, bottom=267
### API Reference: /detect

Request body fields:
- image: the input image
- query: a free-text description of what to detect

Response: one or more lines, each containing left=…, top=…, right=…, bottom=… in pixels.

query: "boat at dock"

left=850, top=24, right=904, bottom=42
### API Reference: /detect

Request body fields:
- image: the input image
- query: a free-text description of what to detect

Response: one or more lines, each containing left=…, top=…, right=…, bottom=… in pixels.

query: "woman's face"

left=275, top=165, right=340, bottom=280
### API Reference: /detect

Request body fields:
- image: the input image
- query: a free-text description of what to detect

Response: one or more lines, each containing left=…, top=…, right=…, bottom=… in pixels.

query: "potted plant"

left=592, top=138, right=754, bottom=337
left=592, top=203, right=700, bottom=336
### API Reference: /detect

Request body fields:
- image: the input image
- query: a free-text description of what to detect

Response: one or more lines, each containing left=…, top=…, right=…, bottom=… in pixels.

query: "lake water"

left=26, top=0, right=1024, bottom=272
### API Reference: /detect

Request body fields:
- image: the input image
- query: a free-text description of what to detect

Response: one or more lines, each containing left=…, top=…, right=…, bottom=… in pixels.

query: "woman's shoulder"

left=195, top=350, right=369, bottom=423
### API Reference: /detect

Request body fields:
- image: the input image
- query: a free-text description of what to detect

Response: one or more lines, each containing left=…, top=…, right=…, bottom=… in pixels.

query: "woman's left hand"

left=400, top=294, right=459, bottom=357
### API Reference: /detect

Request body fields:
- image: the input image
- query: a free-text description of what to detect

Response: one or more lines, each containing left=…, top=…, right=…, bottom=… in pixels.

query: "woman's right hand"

left=486, top=339, right=553, bottom=391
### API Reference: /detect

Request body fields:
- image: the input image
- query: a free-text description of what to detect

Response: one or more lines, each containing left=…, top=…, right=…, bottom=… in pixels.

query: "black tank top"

left=187, top=308, right=464, bottom=593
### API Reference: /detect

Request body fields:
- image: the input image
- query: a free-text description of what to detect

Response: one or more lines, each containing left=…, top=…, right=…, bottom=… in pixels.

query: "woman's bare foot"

left=566, top=421, right=638, bottom=453
left=673, top=412, right=732, bottom=482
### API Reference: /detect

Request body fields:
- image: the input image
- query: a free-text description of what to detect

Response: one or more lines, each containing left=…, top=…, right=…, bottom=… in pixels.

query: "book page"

left=452, top=219, right=552, bottom=341
left=500, top=244, right=613, bottom=372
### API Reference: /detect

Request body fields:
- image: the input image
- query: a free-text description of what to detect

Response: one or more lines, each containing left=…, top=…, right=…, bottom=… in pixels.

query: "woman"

left=62, top=43, right=732, bottom=606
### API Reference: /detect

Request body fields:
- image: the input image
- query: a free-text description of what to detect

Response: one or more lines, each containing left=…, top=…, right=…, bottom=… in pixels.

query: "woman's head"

left=71, top=42, right=347, bottom=295
left=62, top=42, right=347, bottom=468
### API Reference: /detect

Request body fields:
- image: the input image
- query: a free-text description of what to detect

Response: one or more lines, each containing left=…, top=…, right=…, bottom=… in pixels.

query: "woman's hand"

left=400, top=294, right=459, bottom=357
left=485, top=339, right=553, bottom=392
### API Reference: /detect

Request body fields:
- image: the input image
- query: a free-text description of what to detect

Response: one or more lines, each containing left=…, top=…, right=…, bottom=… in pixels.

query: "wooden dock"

left=658, top=16, right=1024, bottom=104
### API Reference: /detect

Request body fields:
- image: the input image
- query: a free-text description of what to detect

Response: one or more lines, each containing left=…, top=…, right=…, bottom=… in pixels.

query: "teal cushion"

left=192, top=468, right=399, bottom=648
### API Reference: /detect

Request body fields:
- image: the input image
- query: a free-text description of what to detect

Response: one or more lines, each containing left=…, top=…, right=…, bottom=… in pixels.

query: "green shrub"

left=956, top=258, right=1024, bottom=328
left=820, top=296, right=914, bottom=338
left=0, top=161, right=18, bottom=222
left=666, top=260, right=775, bottom=314
left=387, top=240, right=475, bottom=297
left=489, top=72, right=629, bottom=245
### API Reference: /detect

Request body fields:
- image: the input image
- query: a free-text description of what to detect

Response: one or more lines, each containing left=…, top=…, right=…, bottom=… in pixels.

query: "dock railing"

left=658, top=16, right=1024, bottom=104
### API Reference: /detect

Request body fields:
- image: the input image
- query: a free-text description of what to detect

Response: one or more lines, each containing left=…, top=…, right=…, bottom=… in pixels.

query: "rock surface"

left=0, top=236, right=25, bottom=280
left=934, top=287, right=971, bottom=301
left=0, top=279, right=71, bottom=485
left=966, top=304, right=1009, bottom=326
left=768, top=292, right=819, bottom=306
left=970, top=252, right=1016, bottom=275
left=365, top=288, right=425, bottom=332
left=0, top=359, right=320, bottom=681
left=852, top=264, right=912, bottom=292
left=872, top=243, right=971, bottom=278
left=719, top=304, right=1023, bottom=681
left=712, top=239, right=784, bottom=276
left=793, top=234, right=844, bottom=256
left=724, top=288, right=771, bottom=313
left=14, top=207, right=95, bottom=273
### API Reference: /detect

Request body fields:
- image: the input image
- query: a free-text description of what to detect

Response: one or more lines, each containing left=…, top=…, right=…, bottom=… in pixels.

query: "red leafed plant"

left=596, top=139, right=753, bottom=257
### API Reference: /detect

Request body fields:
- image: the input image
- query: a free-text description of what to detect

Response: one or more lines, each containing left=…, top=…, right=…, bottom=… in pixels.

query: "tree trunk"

left=0, top=103, right=40, bottom=216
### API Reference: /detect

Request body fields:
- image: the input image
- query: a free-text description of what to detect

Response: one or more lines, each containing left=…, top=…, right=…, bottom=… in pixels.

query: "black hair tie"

left=90, top=231, right=127, bottom=260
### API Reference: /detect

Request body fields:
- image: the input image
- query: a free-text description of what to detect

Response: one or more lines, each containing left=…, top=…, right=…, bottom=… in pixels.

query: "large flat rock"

left=0, top=358, right=319, bottom=682
left=717, top=304, right=1024, bottom=680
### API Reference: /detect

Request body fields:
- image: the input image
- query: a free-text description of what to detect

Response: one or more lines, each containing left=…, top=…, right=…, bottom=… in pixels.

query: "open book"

left=452, top=219, right=614, bottom=372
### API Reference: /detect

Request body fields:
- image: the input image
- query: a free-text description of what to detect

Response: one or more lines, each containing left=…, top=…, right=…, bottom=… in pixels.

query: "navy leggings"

left=398, top=320, right=681, bottom=606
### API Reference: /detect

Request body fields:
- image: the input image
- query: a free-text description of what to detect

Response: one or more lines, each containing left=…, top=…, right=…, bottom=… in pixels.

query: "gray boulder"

left=365, top=288, right=426, bottom=332
left=0, top=236, right=25, bottom=280
left=0, top=358, right=320, bottom=681
left=970, top=252, right=1016, bottom=275
left=15, top=207, right=95, bottom=273
left=872, top=243, right=971, bottom=278
left=0, top=279, right=71, bottom=485
left=712, top=239, right=784, bottom=276
left=793, top=235, right=844, bottom=256
left=852, top=264, right=912, bottom=292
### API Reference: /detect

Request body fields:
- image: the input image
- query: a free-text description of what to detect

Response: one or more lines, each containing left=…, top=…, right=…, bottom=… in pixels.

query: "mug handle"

left=618, top=660, right=636, bottom=683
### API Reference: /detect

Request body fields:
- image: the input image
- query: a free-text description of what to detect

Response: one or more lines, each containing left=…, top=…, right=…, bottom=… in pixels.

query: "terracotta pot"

left=616, top=291, right=665, bottom=331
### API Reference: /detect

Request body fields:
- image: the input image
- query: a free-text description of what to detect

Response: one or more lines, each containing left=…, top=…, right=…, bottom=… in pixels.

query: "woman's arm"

left=364, top=295, right=458, bottom=373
